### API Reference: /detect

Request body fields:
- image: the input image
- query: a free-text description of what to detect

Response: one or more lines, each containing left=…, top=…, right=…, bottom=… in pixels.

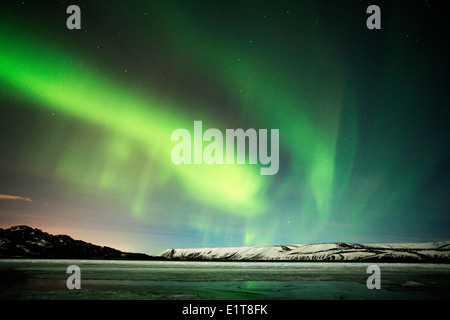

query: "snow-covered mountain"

left=2, top=225, right=448, bottom=262
left=161, top=241, right=450, bottom=262
left=0, top=225, right=157, bottom=260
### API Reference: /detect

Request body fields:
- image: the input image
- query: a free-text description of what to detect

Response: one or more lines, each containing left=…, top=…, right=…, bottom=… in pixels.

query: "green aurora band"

left=0, top=15, right=267, bottom=220
left=0, top=2, right=448, bottom=248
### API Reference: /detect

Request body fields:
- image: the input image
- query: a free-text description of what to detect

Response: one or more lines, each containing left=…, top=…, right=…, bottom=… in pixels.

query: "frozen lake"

left=0, top=260, right=449, bottom=300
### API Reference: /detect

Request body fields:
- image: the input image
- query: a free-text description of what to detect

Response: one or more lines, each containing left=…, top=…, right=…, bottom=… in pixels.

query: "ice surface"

left=0, top=260, right=449, bottom=300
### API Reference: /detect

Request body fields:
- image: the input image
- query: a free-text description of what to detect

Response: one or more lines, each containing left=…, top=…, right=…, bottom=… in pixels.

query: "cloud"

left=0, top=194, right=33, bottom=202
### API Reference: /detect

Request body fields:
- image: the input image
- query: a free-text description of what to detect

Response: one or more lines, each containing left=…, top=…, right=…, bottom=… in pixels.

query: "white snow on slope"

left=160, top=241, right=450, bottom=262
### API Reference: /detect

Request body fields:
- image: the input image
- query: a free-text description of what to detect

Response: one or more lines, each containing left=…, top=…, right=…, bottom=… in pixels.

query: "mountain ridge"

left=2, top=225, right=449, bottom=262
left=160, top=241, right=450, bottom=262
left=0, top=225, right=161, bottom=260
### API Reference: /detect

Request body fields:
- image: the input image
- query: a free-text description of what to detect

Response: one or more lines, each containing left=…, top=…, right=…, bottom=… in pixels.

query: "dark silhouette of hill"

left=0, top=225, right=163, bottom=260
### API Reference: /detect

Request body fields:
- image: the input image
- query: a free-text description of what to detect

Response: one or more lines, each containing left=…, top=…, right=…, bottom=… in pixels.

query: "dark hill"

left=0, top=225, right=162, bottom=260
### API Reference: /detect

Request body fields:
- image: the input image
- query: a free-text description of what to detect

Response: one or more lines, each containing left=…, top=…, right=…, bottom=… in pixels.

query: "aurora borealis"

left=0, top=1, right=448, bottom=254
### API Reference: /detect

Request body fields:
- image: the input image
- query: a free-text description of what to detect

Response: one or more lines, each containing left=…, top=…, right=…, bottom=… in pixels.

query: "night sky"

left=0, top=1, right=449, bottom=254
